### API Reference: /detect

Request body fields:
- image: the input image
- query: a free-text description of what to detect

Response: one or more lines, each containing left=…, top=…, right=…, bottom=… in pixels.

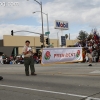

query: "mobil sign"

left=54, top=20, right=69, bottom=30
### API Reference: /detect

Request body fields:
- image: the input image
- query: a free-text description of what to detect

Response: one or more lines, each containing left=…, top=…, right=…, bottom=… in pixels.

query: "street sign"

left=45, top=31, right=50, bottom=35
left=61, top=36, right=66, bottom=46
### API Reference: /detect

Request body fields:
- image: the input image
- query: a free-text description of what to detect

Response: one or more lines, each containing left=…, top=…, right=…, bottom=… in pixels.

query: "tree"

left=77, top=30, right=88, bottom=40
left=87, top=34, right=93, bottom=40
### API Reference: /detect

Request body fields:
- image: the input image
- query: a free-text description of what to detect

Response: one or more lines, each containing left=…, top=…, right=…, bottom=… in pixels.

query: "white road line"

left=90, top=70, right=100, bottom=74
left=0, top=84, right=100, bottom=100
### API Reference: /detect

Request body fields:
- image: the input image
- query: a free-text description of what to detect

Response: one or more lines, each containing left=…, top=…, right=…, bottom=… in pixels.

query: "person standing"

left=23, top=40, right=37, bottom=76
left=0, top=76, right=3, bottom=80
left=0, top=54, right=3, bottom=64
left=86, top=48, right=93, bottom=66
left=0, top=53, right=3, bottom=80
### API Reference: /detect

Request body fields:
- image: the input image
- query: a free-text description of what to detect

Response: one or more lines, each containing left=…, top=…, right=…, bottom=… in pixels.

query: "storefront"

left=0, top=35, right=78, bottom=56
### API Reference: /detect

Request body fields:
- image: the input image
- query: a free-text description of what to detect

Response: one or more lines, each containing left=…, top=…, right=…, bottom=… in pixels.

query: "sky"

left=0, top=0, right=100, bottom=40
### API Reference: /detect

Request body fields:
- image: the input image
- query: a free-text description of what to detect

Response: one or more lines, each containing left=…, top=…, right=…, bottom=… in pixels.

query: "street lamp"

left=57, top=32, right=59, bottom=47
left=28, top=0, right=44, bottom=47
left=33, top=11, right=49, bottom=32
left=33, top=11, right=50, bottom=44
left=34, top=0, right=44, bottom=47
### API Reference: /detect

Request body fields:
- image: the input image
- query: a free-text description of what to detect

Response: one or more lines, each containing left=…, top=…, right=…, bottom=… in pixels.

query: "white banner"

left=41, top=47, right=83, bottom=65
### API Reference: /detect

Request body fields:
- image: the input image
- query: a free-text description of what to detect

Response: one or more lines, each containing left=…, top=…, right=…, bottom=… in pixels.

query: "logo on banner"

left=44, top=51, right=51, bottom=60
left=76, top=50, right=80, bottom=57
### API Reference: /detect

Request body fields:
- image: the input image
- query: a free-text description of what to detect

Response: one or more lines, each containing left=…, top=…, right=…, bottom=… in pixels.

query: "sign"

left=61, top=36, right=66, bottom=46
left=41, top=47, right=83, bottom=64
left=45, top=31, right=50, bottom=35
left=54, top=20, right=68, bottom=30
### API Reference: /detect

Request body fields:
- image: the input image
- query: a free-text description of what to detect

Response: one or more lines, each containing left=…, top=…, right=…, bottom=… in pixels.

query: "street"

left=0, top=63, right=100, bottom=100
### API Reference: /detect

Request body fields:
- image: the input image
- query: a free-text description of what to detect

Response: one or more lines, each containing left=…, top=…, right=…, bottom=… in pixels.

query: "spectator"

left=0, top=55, right=3, bottom=64
left=86, top=47, right=92, bottom=66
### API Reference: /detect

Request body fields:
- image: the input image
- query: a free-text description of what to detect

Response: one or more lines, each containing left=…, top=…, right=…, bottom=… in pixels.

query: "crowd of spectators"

left=0, top=53, right=41, bottom=64
left=1, top=32, right=100, bottom=65
left=74, top=32, right=100, bottom=64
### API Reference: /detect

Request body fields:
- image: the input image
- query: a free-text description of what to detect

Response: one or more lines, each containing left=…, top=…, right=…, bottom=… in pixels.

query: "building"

left=0, top=35, right=79, bottom=56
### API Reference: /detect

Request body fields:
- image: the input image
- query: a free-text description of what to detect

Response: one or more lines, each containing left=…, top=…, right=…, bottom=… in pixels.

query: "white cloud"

left=0, top=24, right=41, bottom=38
left=0, top=0, right=39, bottom=21
left=0, top=24, right=77, bottom=40
left=0, top=0, right=100, bottom=40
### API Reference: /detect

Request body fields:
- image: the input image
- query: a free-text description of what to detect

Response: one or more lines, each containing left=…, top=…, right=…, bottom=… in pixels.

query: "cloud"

left=47, top=0, right=100, bottom=24
left=0, top=0, right=100, bottom=40
left=0, top=0, right=39, bottom=21
left=0, top=24, right=78, bottom=40
left=1, top=0, right=100, bottom=25
left=0, top=24, right=41, bottom=38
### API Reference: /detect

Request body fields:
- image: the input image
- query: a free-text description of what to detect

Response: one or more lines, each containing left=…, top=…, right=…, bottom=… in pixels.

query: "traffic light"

left=41, top=45, right=43, bottom=48
left=41, top=45, right=45, bottom=48
left=11, top=30, right=13, bottom=36
left=46, top=38, right=49, bottom=45
left=61, top=36, right=66, bottom=46
left=40, top=34, right=44, bottom=43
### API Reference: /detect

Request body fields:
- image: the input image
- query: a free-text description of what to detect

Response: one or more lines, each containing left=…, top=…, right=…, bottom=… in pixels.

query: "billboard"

left=54, top=20, right=69, bottom=30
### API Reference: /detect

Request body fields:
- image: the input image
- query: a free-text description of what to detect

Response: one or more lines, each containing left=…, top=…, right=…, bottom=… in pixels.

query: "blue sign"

left=61, top=36, right=66, bottom=46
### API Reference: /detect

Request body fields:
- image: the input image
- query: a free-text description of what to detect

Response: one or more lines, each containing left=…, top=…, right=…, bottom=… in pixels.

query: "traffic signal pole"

left=40, top=2, right=45, bottom=47
left=11, top=30, right=13, bottom=36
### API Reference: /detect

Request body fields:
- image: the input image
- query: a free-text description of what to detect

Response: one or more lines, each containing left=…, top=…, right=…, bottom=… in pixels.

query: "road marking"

left=85, top=97, right=100, bottom=100
left=90, top=70, right=100, bottom=74
left=0, top=84, right=100, bottom=100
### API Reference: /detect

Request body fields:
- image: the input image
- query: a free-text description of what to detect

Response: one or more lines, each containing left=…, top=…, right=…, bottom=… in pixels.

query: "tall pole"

left=47, top=14, right=49, bottom=32
left=27, top=0, right=45, bottom=47
left=33, top=10, right=50, bottom=46
left=57, top=32, right=59, bottom=47
left=47, top=14, right=50, bottom=45
left=69, top=33, right=70, bottom=40
left=40, top=2, right=44, bottom=47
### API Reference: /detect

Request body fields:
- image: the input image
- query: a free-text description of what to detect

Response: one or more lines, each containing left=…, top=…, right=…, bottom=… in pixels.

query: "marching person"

left=86, top=43, right=93, bottom=66
left=22, top=40, right=37, bottom=76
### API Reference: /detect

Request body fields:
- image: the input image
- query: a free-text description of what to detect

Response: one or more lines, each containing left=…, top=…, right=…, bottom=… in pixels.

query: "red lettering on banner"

left=62, top=54, right=64, bottom=57
left=54, top=53, right=76, bottom=58
left=69, top=53, right=71, bottom=57
left=71, top=53, right=73, bottom=56
left=54, top=54, right=57, bottom=58
left=73, top=53, right=76, bottom=56
left=57, top=54, right=59, bottom=57
left=65, top=53, right=68, bottom=57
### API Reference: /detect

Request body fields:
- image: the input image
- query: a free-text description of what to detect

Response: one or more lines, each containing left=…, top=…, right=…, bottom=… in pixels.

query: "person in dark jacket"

left=0, top=76, right=3, bottom=80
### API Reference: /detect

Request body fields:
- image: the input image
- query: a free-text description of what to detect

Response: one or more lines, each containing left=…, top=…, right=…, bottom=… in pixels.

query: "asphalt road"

left=0, top=63, right=100, bottom=100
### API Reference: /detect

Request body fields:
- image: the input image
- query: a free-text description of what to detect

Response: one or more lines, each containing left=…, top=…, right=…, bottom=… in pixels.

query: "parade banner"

left=41, top=47, right=83, bottom=65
